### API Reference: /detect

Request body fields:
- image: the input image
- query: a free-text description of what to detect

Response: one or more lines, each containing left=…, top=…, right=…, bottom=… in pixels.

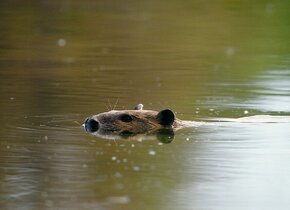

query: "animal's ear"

left=157, top=109, right=175, bottom=126
left=134, top=104, right=143, bottom=110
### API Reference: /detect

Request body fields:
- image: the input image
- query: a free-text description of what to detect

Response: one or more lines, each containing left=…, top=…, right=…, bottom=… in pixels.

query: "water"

left=1, top=1, right=290, bottom=210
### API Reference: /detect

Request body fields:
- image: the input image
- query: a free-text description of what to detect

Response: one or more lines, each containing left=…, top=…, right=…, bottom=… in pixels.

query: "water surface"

left=1, top=1, right=290, bottom=210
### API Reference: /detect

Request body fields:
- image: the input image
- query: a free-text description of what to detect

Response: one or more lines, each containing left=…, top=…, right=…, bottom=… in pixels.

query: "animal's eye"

left=120, top=114, right=133, bottom=123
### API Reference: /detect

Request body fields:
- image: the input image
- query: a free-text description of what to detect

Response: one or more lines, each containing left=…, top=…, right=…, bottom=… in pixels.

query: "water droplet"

left=132, top=166, right=140, bottom=171
left=57, top=38, right=66, bottom=47
left=107, top=196, right=130, bottom=204
left=114, top=172, right=122, bottom=178
left=148, top=149, right=156, bottom=156
left=225, top=47, right=236, bottom=56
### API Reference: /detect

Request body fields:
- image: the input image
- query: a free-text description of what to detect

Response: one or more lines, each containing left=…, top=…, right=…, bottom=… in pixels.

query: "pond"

left=0, top=1, right=290, bottom=210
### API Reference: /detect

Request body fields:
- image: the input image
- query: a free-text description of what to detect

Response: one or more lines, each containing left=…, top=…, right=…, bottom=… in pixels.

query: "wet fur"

left=84, top=104, right=290, bottom=138
left=85, top=109, right=183, bottom=135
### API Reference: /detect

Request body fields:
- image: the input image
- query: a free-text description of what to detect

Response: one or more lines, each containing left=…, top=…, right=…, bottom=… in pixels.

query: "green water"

left=1, top=1, right=290, bottom=210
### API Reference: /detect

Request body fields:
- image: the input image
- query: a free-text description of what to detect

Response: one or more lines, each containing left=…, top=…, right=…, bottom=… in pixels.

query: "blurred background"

left=0, top=0, right=290, bottom=210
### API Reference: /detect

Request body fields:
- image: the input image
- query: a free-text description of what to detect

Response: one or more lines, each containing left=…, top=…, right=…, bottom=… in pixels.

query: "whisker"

left=112, top=138, right=118, bottom=147
left=113, top=98, right=119, bottom=110
left=107, top=99, right=112, bottom=110
left=74, top=121, right=82, bottom=126
left=105, top=103, right=110, bottom=111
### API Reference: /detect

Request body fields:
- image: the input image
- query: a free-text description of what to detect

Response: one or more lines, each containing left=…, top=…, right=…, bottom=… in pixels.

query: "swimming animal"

left=84, top=104, right=290, bottom=139
left=84, top=104, right=193, bottom=135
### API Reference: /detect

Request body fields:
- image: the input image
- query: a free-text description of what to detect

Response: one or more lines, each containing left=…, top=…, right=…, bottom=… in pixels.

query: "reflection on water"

left=207, top=70, right=290, bottom=113
left=174, top=123, right=290, bottom=210
left=1, top=0, right=290, bottom=210
left=85, top=126, right=175, bottom=144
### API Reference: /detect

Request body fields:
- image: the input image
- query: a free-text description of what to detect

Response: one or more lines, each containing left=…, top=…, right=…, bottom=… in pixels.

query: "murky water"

left=1, top=1, right=290, bottom=210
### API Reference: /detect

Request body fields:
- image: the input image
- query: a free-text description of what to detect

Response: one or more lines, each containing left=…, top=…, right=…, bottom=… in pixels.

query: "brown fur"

left=84, top=104, right=184, bottom=135
left=84, top=104, right=290, bottom=139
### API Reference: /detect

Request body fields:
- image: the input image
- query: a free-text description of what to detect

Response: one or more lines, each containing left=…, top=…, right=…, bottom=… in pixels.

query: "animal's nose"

left=84, top=118, right=100, bottom=132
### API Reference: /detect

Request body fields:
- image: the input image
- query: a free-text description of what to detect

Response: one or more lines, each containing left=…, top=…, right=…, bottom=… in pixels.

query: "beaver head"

left=84, top=104, right=179, bottom=135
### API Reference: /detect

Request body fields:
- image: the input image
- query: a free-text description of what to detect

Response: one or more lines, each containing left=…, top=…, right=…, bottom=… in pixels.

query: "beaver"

left=84, top=103, right=290, bottom=139
left=84, top=104, right=192, bottom=136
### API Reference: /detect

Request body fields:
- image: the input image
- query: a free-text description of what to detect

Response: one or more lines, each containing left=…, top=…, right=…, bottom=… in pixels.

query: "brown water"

left=1, top=1, right=290, bottom=210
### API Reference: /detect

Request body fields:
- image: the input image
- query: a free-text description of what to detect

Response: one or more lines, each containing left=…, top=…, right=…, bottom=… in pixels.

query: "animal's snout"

left=84, top=118, right=100, bottom=132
